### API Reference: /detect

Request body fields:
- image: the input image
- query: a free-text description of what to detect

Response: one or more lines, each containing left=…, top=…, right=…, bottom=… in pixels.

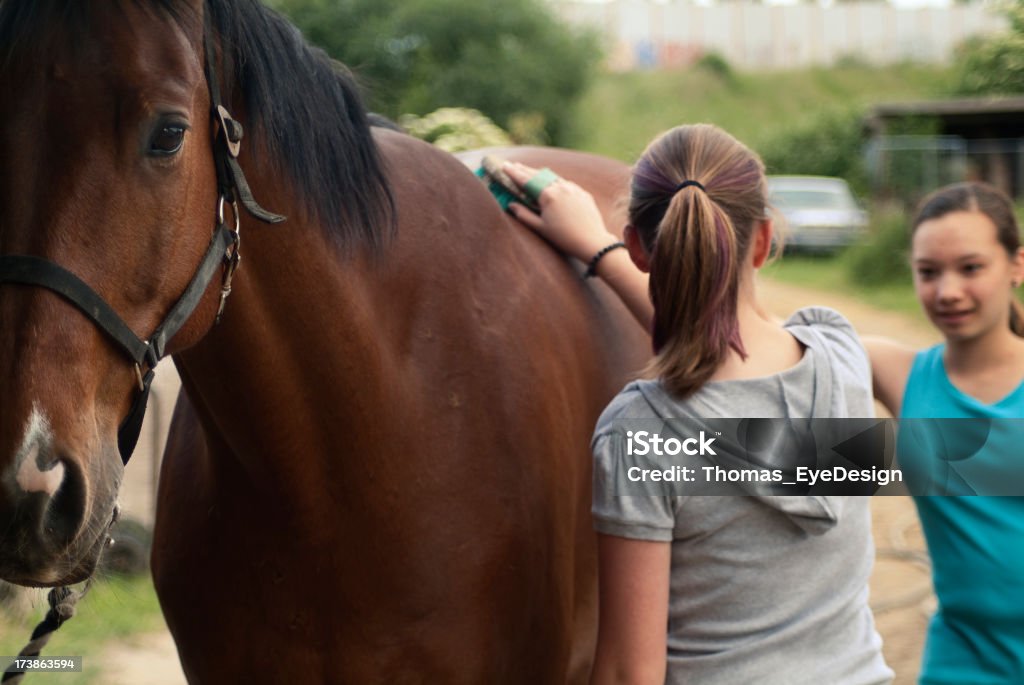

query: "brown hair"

left=912, top=182, right=1024, bottom=337
left=629, top=124, right=768, bottom=397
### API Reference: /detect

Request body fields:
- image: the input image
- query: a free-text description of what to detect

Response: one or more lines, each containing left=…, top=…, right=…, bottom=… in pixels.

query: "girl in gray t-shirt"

left=506, top=124, right=892, bottom=685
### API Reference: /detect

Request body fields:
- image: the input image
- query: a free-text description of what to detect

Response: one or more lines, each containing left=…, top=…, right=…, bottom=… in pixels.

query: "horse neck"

left=171, top=202, right=396, bottom=493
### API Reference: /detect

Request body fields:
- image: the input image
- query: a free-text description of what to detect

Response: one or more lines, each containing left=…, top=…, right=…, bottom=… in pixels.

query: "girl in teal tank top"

left=867, top=182, right=1024, bottom=684
left=900, top=345, right=1024, bottom=683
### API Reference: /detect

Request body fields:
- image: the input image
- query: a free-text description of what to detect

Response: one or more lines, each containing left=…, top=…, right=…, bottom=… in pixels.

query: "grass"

left=1, top=574, right=167, bottom=685
left=568, top=62, right=953, bottom=162
left=763, top=251, right=1024, bottom=320
left=566, top=61, right=958, bottom=322
left=763, top=252, right=925, bottom=316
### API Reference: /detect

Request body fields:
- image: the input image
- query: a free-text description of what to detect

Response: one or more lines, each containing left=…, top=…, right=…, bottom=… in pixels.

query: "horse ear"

left=624, top=225, right=650, bottom=273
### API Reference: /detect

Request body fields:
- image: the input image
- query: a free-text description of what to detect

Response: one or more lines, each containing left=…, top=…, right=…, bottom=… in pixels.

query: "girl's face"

left=912, top=210, right=1024, bottom=343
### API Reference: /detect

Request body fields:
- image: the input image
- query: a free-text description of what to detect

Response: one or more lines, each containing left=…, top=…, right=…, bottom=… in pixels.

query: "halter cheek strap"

left=0, top=209, right=239, bottom=462
left=0, top=18, right=284, bottom=465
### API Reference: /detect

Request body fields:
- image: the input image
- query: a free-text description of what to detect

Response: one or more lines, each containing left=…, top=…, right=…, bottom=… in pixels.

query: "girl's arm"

left=503, top=162, right=654, bottom=331
left=590, top=534, right=671, bottom=685
left=861, top=336, right=916, bottom=416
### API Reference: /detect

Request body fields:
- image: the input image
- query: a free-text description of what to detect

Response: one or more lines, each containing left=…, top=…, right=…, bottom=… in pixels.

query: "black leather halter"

left=0, top=19, right=285, bottom=465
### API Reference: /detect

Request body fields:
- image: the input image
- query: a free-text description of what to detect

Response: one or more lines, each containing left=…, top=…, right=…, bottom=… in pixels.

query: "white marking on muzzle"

left=14, top=407, right=64, bottom=497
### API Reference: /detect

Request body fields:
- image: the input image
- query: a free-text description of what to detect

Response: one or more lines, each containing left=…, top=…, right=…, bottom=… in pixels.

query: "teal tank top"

left=899, top=344, right=1024, bottom=684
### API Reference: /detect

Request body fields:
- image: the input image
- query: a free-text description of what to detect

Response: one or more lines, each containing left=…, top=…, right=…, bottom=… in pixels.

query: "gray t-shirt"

left=592, top=307, right=893, bottom=685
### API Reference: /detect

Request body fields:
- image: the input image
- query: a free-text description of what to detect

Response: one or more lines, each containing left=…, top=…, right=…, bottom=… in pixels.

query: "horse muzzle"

left=0, top=438, right=119, bottom=587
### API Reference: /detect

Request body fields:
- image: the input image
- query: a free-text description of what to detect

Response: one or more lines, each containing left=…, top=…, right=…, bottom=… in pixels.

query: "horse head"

left=0, top=0, right=222, bottom=586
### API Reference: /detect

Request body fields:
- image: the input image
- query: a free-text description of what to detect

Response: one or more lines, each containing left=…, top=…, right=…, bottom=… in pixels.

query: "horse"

left=0, top=0, right=649, bottom=681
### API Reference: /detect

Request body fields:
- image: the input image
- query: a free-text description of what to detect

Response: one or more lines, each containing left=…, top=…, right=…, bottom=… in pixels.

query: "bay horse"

left=0, top=0, right=648, bottom=681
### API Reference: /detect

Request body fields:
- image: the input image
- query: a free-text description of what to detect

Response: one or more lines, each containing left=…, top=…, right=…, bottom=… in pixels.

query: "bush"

left=696, top=51, right=734, bottom=82
left=844, top=208, right=912, bottom=287
left=269, top=0, right=601, bottom=146
left=758, top=108, right=870, bottom=197
left=399, top=108, right=513, bottom=153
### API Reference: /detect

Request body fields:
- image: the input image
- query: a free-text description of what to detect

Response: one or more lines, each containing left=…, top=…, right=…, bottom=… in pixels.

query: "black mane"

left=0, top=0, right=395, bottom=250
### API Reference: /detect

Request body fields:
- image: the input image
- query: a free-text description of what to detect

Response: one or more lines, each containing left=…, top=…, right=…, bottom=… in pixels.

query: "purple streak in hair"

left=633, top=156, right=677, bottom=195
left=712, top=213, right=732, bottom=293
left=639, top=144, right=757, bottom=362
left=706, top=212, right=749, bottom=360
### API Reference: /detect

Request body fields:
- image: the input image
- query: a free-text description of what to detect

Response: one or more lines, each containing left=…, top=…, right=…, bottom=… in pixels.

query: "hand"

left=503, top=161, right=619, bottom=262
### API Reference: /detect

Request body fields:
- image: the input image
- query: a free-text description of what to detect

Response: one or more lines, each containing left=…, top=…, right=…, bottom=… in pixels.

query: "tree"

left=268, top=0, right=601, bottom=145
left=954, top=1, right=1024, bottom=95
left=759, top=108, right=871, bottom=197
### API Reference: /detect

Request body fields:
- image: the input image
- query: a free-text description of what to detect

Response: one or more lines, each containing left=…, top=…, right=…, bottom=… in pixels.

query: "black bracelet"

left=583, top=241, right=627, bottom=279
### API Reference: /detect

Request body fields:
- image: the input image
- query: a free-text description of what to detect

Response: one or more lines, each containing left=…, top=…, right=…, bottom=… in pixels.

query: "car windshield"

left=770, top=187, right=855, bottom=211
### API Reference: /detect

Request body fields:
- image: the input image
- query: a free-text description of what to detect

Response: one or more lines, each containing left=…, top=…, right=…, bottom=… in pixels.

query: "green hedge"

left=758, top=108, right=869, bottom=197
left=844, top=208, right=912, bottom=287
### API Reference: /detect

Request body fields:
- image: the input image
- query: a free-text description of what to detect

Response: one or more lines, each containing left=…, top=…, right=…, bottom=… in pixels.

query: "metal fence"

left=866, top=134, right=1024, bottom=203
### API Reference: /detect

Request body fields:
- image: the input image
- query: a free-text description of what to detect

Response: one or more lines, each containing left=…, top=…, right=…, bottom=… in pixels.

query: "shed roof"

left=866, top=96, right=1024, bottom=138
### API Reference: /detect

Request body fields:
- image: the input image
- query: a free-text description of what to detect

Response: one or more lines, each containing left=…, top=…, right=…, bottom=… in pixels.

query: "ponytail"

left=628, top=124, right=767, bottom=399
left=646, top=185, right=746, bottom=398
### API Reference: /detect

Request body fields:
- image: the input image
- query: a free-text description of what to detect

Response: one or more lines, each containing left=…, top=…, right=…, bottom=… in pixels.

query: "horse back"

left=155, top=134, right=649, bottom=683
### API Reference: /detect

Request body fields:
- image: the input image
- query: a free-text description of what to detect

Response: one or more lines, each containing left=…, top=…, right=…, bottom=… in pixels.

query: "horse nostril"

left=42, top=457, right=87, bottom=546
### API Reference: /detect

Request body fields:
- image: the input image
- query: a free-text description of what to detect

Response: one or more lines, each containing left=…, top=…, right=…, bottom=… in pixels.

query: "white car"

left=767, top=176, right=868, bottom=253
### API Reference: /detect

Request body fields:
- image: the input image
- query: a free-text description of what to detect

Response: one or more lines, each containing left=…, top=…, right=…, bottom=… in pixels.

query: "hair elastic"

left=674, top=180, right=705, bottom=194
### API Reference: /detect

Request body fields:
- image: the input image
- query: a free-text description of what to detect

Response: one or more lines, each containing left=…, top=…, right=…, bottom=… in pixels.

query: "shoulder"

left=867, top=341, right=938, bottom=417
left=914, top=343, right=944, bottom=367
left=902, top=344, right=944, bottom=391
left=897, top=344, right=943, bottom=388
left=785, top=306, right=868, bottom=371
left=785, top=306, right=880, bottom=416
left=594, top=380, right=668, bottom=434
left=591, top=381, right=679, bottom=541
left=784, top=306, right=860, bottom=348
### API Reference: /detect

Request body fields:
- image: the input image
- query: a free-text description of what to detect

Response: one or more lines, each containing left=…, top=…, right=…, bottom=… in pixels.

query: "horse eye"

left=149, top=124, right=187, bottom=156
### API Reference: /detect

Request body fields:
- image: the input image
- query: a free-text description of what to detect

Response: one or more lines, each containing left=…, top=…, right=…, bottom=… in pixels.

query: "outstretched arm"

left=503, top=162, right=655, bottom=332
left=861, top=336, right=916, bottom=416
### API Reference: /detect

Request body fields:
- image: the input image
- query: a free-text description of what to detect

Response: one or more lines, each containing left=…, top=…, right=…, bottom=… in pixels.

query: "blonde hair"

left=629, top=124, right=768, bottom=398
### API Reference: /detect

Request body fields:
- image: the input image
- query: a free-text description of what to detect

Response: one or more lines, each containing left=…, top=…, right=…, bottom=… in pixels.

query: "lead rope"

left=1, top=582, right=92, bottom=683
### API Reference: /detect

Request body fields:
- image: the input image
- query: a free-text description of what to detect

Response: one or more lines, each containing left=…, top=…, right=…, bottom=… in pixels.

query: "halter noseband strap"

left=0, top=17, right=284, bottom=465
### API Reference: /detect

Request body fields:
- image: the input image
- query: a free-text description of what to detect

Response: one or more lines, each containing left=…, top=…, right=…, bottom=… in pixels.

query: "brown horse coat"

left=0, top=1, right=649, bottom=681
left=155, top=139, right=648, bottom=683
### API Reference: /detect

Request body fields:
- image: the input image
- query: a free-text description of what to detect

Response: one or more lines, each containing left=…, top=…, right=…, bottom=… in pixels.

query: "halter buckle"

left=216, top=251, right=240, bottom=325
left=215, top=201, right=242, bottom=325
left=133, top=362, right=145, bottom=392
left=216, top=196, right=241, bottom=232
left=215, top=105, right=242, bottom=159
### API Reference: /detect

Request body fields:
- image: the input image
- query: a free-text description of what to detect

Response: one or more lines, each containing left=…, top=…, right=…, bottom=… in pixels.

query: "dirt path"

left=97, top=276, right=938, bottom=685
left=101, top=630, right=185, bottom=685
left=759, top=277, right=937, bottom=684
left=758, top=276, right=941, bottom=349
